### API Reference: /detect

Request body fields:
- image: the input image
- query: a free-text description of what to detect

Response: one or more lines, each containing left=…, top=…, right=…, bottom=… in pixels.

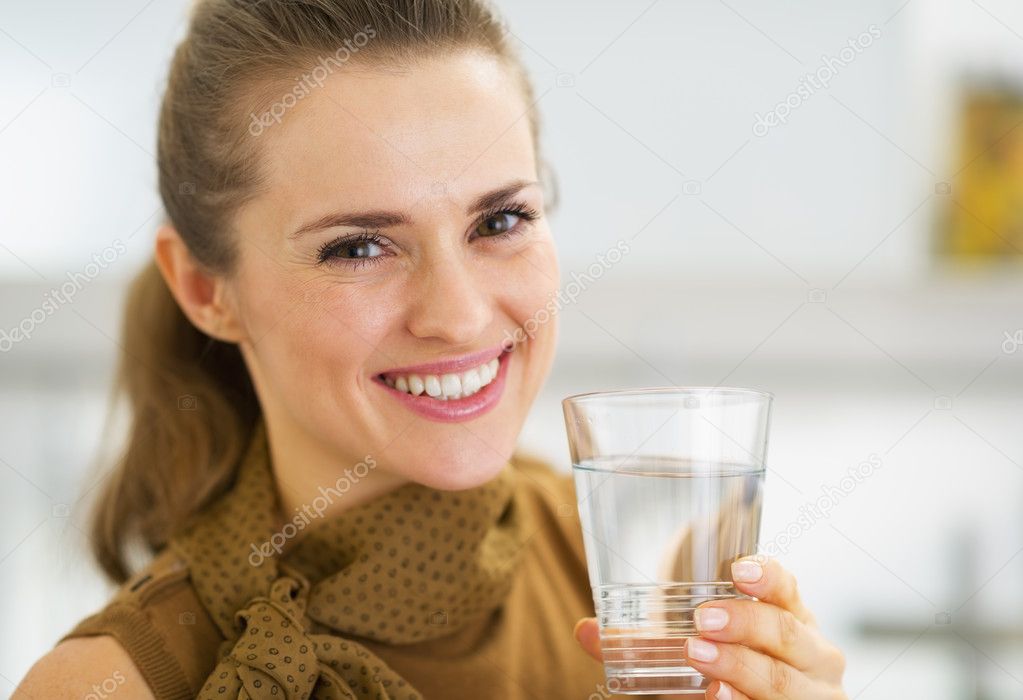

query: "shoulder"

left=510, top=450, right=587, bottom=565
left=510, top=449, right=577, bottom=514
left=24, top=548, right=223, bottom=700
left=15, top=635, right=154, bottom=699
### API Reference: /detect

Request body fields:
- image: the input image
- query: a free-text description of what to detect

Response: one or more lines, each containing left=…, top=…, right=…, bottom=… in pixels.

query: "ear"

left=154, top=224, right=246, bottom=343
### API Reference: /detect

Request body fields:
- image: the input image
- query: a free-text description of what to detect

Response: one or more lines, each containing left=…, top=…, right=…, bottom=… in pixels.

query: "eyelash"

left=315, top=201, right=541, bottom=269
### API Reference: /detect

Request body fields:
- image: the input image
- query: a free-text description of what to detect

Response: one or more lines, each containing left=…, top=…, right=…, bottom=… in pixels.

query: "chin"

left=403, top=444, right=514, bottom=491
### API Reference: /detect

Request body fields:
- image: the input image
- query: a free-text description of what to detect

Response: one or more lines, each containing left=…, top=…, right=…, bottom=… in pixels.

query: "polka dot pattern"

left=171, top=418, right=529, bottom=699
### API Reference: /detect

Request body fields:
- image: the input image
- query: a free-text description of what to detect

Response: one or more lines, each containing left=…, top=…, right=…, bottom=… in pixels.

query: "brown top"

left=60, top=453, right=638, bottom=699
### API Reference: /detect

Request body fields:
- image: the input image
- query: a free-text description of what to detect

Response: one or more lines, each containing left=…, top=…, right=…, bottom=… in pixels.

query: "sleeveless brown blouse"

left=59, top=446, right=639, bottom=699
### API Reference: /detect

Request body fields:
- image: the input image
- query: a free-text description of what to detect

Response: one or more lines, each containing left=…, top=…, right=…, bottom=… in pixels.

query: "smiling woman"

left=11, top=1, right=626, bottom=699
left=12, top=2, right=850, bottom=700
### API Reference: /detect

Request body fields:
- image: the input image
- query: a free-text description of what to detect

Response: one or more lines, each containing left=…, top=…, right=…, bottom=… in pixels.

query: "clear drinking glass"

left=562, top=387, right=772, bottom=695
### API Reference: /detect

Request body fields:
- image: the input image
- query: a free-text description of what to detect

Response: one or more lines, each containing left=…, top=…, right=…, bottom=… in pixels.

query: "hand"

left=573, top=556, right=847, bottom=699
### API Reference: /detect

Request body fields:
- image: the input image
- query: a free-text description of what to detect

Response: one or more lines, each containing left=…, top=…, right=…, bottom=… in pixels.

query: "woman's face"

left=227, top=50, right=559, bottom=493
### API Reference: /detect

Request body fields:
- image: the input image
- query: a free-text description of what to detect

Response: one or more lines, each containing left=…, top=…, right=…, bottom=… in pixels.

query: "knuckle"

left=830, top=647, right=847, bottom=675
left=803, top=609, right=819, bottom=628
left=717, top=645, right=745, bottom=677
left=776, top=609, right=800, bottom=652
left=737, top=615, right=758, bottom=644
left=769, top=658, right=792, bottom=695
left=786, top=573, right=802, bottom=604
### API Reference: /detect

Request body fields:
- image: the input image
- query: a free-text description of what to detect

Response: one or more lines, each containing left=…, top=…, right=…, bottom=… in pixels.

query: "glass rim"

left=562, top=385, right=774, bottom=406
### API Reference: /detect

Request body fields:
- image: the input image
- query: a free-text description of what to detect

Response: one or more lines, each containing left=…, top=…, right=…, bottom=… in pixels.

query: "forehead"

left=255, top=51, right=536, bottom=217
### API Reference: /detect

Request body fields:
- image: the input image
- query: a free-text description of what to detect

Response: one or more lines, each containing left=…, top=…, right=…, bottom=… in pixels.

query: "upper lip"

left=377, top=344, right=507, bottom=377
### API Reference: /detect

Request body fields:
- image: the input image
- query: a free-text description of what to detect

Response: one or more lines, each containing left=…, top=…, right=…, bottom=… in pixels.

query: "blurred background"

left=2, top=0, right=1022, bottom=697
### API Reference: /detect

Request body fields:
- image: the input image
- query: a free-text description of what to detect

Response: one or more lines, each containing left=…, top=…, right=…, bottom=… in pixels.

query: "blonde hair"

left=92, top=0, right=543, bottom=582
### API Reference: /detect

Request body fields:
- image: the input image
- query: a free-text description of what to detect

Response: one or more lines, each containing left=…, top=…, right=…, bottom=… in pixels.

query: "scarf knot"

left=213, top=576, right=318, bottom=698
left=173, top=419, right=529, bottom=700
left=203, top=573, right=412, bottom=699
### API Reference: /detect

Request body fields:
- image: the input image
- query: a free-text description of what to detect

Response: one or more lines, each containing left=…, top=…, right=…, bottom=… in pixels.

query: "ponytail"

left=90, top=259, right=257, bottom=582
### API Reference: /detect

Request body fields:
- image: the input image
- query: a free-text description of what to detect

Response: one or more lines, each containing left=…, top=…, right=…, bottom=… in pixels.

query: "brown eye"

left=475, top=212, right=520, bottom=237
left=316, top=231, right=387, bottom=266
left=334, top=239, right=383, bottom=259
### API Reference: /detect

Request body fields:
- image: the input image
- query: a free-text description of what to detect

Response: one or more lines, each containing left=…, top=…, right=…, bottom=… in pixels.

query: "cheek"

left=237, top=266, right=398, bottom=387
left=503, top=237, right=560, bottom=331
left=289, top=287, right=402, bottom=378
left=491, top=237, right=559, bottom=393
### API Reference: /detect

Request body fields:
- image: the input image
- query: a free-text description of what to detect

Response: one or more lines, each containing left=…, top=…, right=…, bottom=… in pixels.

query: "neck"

left=265, top=429, right=411, bottom=544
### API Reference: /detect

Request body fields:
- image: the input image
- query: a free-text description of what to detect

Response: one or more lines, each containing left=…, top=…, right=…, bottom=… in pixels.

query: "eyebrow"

left=288, top=179, right=538, bottom=239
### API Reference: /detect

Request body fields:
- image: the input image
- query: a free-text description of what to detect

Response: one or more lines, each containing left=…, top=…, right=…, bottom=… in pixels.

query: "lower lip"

left=374, top=351, right=510, bottom=423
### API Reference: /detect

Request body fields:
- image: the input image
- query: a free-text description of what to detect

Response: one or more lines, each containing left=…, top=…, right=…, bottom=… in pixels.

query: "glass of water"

left=562, top=387, right=772, bottom=695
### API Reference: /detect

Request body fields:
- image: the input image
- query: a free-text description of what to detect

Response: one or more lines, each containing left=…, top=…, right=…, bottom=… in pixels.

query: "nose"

left=406, top=247, right=493, bottom=345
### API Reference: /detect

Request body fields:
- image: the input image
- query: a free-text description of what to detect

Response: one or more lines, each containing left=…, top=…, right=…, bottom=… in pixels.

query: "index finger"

left=730, top=555, right=817, bottom=627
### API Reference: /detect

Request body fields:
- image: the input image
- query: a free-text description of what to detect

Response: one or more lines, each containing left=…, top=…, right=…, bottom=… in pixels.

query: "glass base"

left=595, top=581, right=747, bottom=695
left=605, top=668, right=708, bottom=695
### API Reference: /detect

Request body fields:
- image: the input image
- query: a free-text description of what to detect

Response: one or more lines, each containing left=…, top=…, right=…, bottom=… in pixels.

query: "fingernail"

left=715, top=681, right=733, bottom=700
left=732, top=559, right=763, bottom=583
left=573, top=618, right=593, bottom=645
left=695, top=607, right=728, bottom=631
left=686, top=637, right=719, bottom=662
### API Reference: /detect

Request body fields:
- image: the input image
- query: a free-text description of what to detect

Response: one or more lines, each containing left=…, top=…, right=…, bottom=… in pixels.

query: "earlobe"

left=210, top=279, right=248, bottom=344
left=154, top=224, right=244, bottom=343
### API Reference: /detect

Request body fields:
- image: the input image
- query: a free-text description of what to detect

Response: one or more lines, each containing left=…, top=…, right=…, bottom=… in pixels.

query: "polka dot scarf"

left=170, top=418, right=529, bottom=699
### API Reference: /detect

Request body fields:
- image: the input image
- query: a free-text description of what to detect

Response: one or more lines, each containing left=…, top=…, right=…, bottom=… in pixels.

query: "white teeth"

left=440, top=373, right=461, bottom=397
left=461, top=368, right=481, bottom=395
left=424, top=375, right=442, bottom=397
left=383, top=354, right=503, bottom=400
left=407, top=375, right=424, bottom=396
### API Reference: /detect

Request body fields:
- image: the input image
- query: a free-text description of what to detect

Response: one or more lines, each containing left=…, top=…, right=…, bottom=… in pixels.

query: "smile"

left=382, top=354, right=500, bottom=399
left=374, top=348, right=511, bottom=423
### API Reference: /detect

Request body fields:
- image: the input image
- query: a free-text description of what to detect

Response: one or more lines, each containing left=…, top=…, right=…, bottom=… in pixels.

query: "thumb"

left=573, top=617, right=603, bottom=661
